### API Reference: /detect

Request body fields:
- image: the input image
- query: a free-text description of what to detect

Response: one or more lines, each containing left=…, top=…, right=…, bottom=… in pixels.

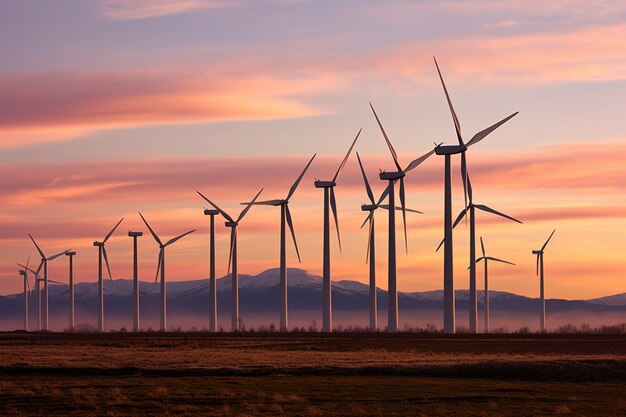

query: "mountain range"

left=1, top=268, right=624, bottom=331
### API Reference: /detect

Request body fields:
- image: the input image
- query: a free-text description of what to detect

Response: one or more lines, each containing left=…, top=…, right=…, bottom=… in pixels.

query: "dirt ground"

left=0, top=332, right=624, bottom=416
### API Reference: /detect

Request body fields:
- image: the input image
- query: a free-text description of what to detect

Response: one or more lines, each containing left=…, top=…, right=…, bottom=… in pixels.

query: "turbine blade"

left=365, top=215, right=373, bottom=264
left=240, top=199, right=284, bottom=206
left=403, top=147, right=436, bottom=174
left=26, top=275, right=31, bottom=291
left=360, top=212, right=372, bottom=230
left=103, top=217, right=124, bottom=243
left=356, top=152, right=376, bottom=205
left=155, top=248, right=163, bottom=283
left=480, top=236, right=486, bottom=258
left=487, top=256, right=516, bottom=266
left=476, top=257, right=485, bottom=264
left=461, top=152, right=468, bottom=223
left=452, top=208, right=468, bottom=229
left=29, top=234, right=45, bottom=259
left=48, top=279, right=64, bottom=285
left=329, top=187, right=342, bottom=253
left=138, top=212, right=163, bottom=246
left=196, top=191, right=235, bottom=223
left=285, top=205, right=301, bottom=263
left=237, top=188, right=263, bottom=223
left=25, top=255, right=30, bottom=271
left=227, top=228, right=236, bottom=275
left=102, top=246, right=112, bottom=280
left=474, top=204, right=522, bottom=224
left=466, top=112, right=519, bottom=147
left=435, top=237, right=445, bottom=253
left=287, top=154, right=316, bottom=201
left=542, top=229, right=556, bottom=251
left=34, top=260, right=44, bottom=280
left=165, top=229, right=196, bottom=247
left=467, top=173, right=474, bottom=204
left=375, top=183, right=392, bottom=206
left=46, top=250, right=69, bottom=261
left=399, top=178, right=408, bottom=254
left=370, top=104, right=402, bottom=172
left=333, top=128, right=361, bottom=182
left=379, top=205, right=423, bottom=214
left=433, top=56, right=463, bottom=145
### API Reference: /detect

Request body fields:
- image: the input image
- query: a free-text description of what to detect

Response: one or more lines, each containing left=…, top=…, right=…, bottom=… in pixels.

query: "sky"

left=1, top=0, right=625, bottom=300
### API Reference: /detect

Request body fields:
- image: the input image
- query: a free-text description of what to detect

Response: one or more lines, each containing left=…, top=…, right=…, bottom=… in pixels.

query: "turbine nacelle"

left=379, top=171, right=405, bottom=180
left=19, top=270, right=26, bottom=276
left=532, top=250, right=543, bottom=255
left=93, top=241, right=104, bottom=247
left=314, top=180, right=336, bottom=188
left=435, top=144, right=467, bottom=155
left=203, top=209, right=220, bottom=216
left=65, top=251, right=76, bottom=256
left=361, top=204, right=377, bottom=211
left=225, top=221, right=238, bottom=228
left=128, top=231, right=143, bottom=237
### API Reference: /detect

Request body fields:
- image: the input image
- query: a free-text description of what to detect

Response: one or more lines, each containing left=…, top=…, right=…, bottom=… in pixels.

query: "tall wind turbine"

left=240, top=154, right=316, bottom=331
left=533, top=229, right=556, bottom=332
left=314, top=130, right=361, bottom=333
left=29, top=234, right=69, bottom=331
left=432, top=56, right=518, bottom=333
left=369, top=105, right=436, bottom=332
left=356, top=152, right=423, bottom=331
left=197, top=189, right=263, bottom=332
left=17, top=256, right=31, bottom=331
left=475, top=237, right=515, bottom=333
left=65, top=251, right=77, bottom=332
left=202, top=209, right=219, bottom=333
left=139, top=213, right=196, bottom=332
left=93, top=218, right=124, bottom=333
left=436, top=175, right=521, bottom=333
left=128, top=231, right=143, bottom=332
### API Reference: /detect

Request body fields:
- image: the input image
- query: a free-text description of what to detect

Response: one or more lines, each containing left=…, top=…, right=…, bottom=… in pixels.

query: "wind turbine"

left=93, top=218, right=124, bottom=333
left=533, top=229, right=556, bottom=332
left=475, top=237, right=515, bottom=333
left=436, top=175, right=521, bottom=333
left=240, top=154, right=316, bottom=331
left=314, top=130, right=361, bottom=333
left=29, top=234, right=69, bottom=331
left=139, top=213, right=196, bottom=332
left=432, top=56, right=518, bottom=333
left=369, top=105, right=436, bottom=332
left=17, top=256, right=31, bottom=331
left=65, top=251, right=77, bottom=332
left=197, top=189, right=263, bottom=332
left=356, top=152, right=423, bottom=331
left=128, top=231, right=143, bottom=332
left=202, top=209, right=219, bottom=333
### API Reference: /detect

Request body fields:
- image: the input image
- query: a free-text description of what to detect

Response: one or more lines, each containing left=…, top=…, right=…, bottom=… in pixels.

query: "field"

left=0, top=333, right=624, bottom=416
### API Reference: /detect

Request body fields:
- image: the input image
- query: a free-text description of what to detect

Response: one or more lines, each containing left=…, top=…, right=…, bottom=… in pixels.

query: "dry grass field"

left=0, top=332, right=624, bottom=416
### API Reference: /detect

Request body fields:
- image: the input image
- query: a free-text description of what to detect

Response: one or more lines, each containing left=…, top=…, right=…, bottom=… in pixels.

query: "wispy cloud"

left=98, top=0, right=234, bottom=20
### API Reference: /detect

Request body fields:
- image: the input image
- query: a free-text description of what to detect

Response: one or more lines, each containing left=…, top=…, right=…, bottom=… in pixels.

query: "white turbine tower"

left=139, top=213, right=196, bottom=332
left=240, top=154, right=316, bottom=331
left=197, top=189, right=263, bottom=332
left=128, top=231, right=143, bottom=332
left=533, top=229, right=556, bottom=332
left=65, top=251, right=77, bottom=332
left=17, top=256, right=32, bottom=331
left=93, top=218, right=124, bottom=333
left=475, top=237, right=515, bottom=333
left=356, top=153, right=423, bottom=331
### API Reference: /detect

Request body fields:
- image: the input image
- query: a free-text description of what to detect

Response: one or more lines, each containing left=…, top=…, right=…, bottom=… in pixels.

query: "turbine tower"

left=314, top=130, right=360, bottom=333
left=93, top=218, right=124, bottom=333
left=65, top=251, right=77, bottom=332
left=241, top=154, right=316, bottom=331
left=475, top=237, right=515, bottom=333
left=29, top=234, right=69, bottom=331
left=197, top=189, right=263, bottom=332
left=203, top=209, right=219, bottom=333
left=128, top=231, right=143, bottom=332
left=369, top=105, right=435, bottom=332
left=356, top=152, right=423, bottom=331
left=432, top=56, right=518, bottom=333
left=17, top=256, right=31, bottom=331
left=139, top=213, right=196, bottom=332
left=436, top=175, right=521, bottom=333
left=533, top=229, right=556, bottom=332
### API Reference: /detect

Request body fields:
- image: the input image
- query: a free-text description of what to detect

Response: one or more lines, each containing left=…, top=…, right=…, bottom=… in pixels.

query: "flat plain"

left=0, top=332, right=624, bottom=416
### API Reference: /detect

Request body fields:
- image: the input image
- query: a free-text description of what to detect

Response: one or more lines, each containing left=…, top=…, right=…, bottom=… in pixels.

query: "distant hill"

left=1, top=268, right=624, bottom=331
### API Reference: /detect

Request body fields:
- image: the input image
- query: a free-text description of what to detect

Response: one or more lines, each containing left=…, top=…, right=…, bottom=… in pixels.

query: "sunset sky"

left=1, top=0, right=625, bottom=300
